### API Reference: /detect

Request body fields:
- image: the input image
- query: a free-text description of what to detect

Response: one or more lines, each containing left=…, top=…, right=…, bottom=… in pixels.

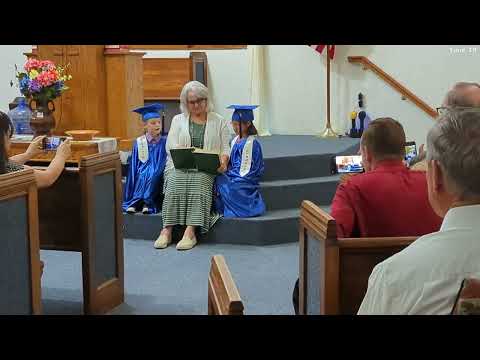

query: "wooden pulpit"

left=37, top=152, right=124, bottom=314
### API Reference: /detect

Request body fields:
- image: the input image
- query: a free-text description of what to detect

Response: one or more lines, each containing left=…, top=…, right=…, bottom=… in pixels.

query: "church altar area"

left=122, top=135, right=360, bottom=246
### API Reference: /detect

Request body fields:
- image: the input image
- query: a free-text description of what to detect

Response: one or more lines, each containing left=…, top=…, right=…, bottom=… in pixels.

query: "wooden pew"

left=0, top=169, right=42, bottom=314
left=37, top=152, right=124, bottom=314
left=208, top=255, right=244, bottom=315
left=299, top=200, right=417, bottom=315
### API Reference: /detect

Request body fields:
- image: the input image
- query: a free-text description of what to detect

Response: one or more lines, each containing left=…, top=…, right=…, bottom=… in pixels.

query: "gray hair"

left=179, top=81, right=214, bottom=115
left=426, top=108, right=480, bottom=198
left=443, top=82, right=480, bottom=107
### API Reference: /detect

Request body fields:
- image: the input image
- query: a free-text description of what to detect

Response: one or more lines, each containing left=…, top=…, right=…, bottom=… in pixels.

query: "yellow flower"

left=29, top=69, right=39, bottom=79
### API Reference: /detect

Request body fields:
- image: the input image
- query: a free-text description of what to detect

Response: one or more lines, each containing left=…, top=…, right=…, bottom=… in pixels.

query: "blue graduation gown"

left=215, top=137, right=266, bottom=218
left=122, top=136, right=167, bottom=214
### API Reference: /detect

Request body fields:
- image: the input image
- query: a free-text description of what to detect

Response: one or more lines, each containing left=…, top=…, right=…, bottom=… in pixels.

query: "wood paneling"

left=35, top=46, right=108, bottom=136
left=143, top=58, right=192, bottom=100
left=129, top=45, right=247, bottom=50
left=105, top=52, right=145, bottom=140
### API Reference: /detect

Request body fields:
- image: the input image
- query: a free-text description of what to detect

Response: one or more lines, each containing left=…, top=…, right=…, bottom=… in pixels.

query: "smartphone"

left=331, top=155, right=364, bottom=174
left=43, top=136, right=65, bottom=151
left=404, top=141, right=417, bottom=165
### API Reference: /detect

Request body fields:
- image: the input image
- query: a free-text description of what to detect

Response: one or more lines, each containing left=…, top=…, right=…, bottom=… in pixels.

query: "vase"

left=29, top=98, right=56, bottom=137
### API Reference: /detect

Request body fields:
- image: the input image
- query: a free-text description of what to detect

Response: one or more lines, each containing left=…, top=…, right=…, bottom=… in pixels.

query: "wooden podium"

left=37, top=152, right=124, bottom=314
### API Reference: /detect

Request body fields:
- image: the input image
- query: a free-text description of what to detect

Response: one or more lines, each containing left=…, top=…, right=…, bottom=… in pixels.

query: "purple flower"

left=29, top=79, right=41, bottom=93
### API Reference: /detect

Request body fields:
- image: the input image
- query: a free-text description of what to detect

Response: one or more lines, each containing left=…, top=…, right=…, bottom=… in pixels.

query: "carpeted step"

left=260, top=175, right=340, bottom=211
left=122, top=205, right=331, bottom=246
left=261, top=136, right=360, bottom=181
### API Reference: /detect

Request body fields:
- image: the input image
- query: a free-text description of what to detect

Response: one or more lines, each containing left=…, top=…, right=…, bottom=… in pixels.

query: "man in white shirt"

left=358, top=107, right=480, bottom=315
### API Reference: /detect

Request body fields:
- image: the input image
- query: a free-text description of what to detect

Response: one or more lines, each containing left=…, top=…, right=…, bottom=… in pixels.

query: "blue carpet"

left=40, top=239, right=298, bottom=315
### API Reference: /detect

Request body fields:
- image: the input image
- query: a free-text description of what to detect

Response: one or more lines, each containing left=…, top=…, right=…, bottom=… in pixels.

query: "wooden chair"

left=0, top=169, right=42, bottom=314
left=208, top=255, right=244, bottom=315
left=299, top=200, right=417, bottom=315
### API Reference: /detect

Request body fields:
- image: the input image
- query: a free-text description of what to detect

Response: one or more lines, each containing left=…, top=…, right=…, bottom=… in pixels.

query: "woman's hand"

left=26, top=136, right=46, bottom=158
left=55, top=139, right=72, bottom=160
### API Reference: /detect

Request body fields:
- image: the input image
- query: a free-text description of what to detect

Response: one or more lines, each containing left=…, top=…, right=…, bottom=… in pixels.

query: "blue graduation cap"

left=132, top=103, right=165, bottom=122
left=227, top=105, right=259, bottom=122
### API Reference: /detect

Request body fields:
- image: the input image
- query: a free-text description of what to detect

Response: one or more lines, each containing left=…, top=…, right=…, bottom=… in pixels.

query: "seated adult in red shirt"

left=292, top=118, right=442, bottom=314
left=331, top=117, right=442, bottom=238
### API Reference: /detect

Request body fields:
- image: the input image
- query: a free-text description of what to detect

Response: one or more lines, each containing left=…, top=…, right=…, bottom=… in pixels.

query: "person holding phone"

left=0, top=111, right=71, bottom=188
left=331, top=117, right=442, bottom=238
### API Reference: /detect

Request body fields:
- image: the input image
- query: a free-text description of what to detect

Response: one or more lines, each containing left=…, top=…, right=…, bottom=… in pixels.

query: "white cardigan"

left=165, top=112, right=232, bottom=171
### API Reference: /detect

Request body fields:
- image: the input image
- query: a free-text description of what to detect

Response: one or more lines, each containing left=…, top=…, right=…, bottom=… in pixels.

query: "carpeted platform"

left=40, top=240, right=298, bottom=315
left=123, top=136, right=360, bottom=245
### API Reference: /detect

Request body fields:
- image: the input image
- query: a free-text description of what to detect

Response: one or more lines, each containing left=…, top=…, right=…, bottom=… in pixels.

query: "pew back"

left=0, top=169, right=41, bottom=314
left=208, top=255, right=244, bottom=315
left=299, top=200, right=416, bottom=315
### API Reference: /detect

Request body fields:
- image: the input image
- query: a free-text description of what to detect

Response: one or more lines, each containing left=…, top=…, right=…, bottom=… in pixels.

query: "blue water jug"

left=8, top=98, right=32, bottom=135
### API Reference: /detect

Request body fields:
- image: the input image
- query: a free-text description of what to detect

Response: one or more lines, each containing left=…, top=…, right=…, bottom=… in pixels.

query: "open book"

left=170, top=147, right=221, bottom=175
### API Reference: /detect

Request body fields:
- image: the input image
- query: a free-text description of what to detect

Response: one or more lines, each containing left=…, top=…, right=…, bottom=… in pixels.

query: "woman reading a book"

left=214, top=105, right=266, bottom=218
left=154, top=81, right=231, bottom=251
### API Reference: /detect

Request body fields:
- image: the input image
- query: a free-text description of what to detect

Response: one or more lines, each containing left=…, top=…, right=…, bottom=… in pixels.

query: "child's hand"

left=217, top=162, right=228, bottom=174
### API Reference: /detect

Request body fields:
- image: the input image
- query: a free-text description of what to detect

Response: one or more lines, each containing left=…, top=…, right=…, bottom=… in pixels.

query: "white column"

left=248, top=45, right=271, bottom=136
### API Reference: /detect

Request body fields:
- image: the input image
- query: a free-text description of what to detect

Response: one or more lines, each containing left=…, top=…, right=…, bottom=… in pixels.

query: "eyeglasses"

left=187, top=98, right=206, bottom=106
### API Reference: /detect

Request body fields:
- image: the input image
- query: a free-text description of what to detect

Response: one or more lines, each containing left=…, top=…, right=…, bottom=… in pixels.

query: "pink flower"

left=24, top=58, right=41, bottom=72
left=40, top=60, right=56, bottom=71
left=36, top=72, right=54, bottom=87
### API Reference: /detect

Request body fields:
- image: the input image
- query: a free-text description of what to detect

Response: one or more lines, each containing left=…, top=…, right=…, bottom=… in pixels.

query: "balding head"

left=443, top=82, right=480, bottom=107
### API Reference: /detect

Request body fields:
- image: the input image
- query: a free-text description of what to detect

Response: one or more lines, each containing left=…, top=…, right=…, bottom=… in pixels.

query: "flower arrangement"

left=12, top=59, right=72, bottom=103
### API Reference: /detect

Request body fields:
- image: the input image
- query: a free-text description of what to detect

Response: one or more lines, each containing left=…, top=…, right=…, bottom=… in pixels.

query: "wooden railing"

left=348, top=56, right=438, bottom=119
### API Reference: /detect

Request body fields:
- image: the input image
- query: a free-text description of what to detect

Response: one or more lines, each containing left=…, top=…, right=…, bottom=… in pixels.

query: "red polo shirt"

left=330, top=160, right=442, bottom=238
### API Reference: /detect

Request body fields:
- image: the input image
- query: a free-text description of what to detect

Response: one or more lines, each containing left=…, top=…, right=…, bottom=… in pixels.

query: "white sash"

left=240, top=136, right=255, bottom=177
left=137, top=135, right=149, bottom=163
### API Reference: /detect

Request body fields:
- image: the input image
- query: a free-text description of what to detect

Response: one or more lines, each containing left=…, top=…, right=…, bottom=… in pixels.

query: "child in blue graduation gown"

left=122, top=103, right=168, bottom=214
left=214, top=105, right=266, bottom=218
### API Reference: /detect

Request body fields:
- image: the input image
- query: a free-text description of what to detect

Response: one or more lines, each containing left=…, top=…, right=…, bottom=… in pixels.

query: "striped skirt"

left=162, top=168, right=221, bottom=234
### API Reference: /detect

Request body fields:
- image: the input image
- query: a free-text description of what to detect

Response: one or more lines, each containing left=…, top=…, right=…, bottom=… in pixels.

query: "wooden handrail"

left=348, top=56, right=438, bottom=119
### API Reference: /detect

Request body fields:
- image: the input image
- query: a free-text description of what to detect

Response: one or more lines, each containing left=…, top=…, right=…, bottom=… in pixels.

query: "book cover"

left=192, top=149, right=220, bottom=175
left=170, top=147, right=195, bottom=170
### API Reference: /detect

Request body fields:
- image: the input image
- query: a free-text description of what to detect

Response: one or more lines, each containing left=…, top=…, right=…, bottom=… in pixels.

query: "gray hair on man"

left=427, top=108, right=480, bottom=199
left=443, top=82, right=480, bottom=107
left=179, top=80, right=214, bottom=115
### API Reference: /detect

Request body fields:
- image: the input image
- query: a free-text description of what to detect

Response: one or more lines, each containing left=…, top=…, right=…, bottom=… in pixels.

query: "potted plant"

left=12, top=59, right=72, bottom=136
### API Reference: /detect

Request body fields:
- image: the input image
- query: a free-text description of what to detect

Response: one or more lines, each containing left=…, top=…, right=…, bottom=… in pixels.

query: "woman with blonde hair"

left=154, top=81, right=231, bottom=250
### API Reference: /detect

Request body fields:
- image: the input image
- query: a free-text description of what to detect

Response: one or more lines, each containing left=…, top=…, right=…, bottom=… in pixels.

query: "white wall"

left=0, top=45, right=32, bottom=113
left=2, top=45, right=480, bottom=147
left=265, top=45, right=480, bottom=146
